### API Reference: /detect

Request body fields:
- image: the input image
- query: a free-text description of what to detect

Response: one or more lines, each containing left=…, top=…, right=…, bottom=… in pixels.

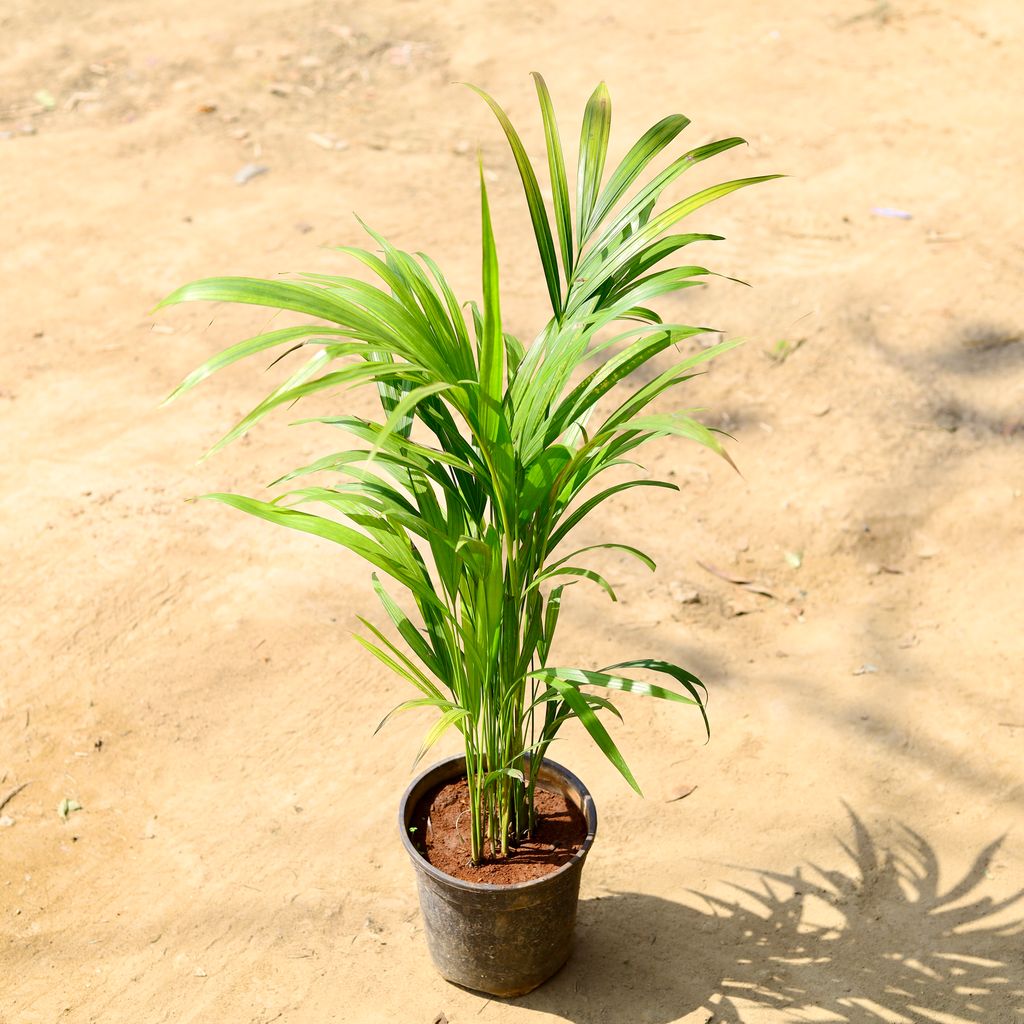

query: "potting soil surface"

left=411, top=779, right=588, bottom=884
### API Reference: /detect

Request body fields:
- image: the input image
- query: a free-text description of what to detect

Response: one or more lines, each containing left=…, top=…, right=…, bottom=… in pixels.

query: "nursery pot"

left=399, top=754, right=598, bottom=997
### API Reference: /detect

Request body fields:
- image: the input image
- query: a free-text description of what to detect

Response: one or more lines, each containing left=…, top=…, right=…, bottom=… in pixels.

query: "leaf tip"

left=721, top=448, right=743, bottom=477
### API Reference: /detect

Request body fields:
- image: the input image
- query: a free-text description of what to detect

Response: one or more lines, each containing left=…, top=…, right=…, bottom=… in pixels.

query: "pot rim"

left=399, top=753, right=598, bottom=894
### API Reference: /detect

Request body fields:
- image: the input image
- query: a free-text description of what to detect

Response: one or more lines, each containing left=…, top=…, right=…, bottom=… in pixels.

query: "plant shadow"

left=512, top=807, right=1023, bottom=1023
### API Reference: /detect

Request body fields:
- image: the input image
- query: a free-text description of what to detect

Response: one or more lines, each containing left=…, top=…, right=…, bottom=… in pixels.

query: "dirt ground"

left=2, top=1, right=1022, bottom=1021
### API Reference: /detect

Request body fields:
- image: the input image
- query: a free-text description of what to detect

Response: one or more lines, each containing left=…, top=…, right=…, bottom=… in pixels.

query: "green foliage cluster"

left=159, top=75, right=777, bottom=864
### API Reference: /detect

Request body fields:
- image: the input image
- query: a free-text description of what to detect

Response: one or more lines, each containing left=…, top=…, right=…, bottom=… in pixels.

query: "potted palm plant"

left=157, top=74, right=777, bottom=996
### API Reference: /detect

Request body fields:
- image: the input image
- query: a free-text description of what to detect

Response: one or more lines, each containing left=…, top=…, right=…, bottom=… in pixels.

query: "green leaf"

left=576, top=82, right=612, bottom=242
left=162, top=325, right=349, bottom=404
left=546, top=542, right=656, bottom=574
left=477, top=163, right=505, bottom=446
left=547, top=325, right=709, bottom=444
left=368, top=381, right=454, bottom=461
left=417, top=250, right=472, bottom=353
left=530, top=687, right=623, bottom=725
left=370, top=575, right=446, bottom=682
left=532, top=72, right=574, bottom=277
left=603, top=658, right=710, bottom=738
left=608, top=232, right=724, bottom=286
left=614, top=412, right=738, bottom=472
left=155, top=276, right=361, bottom=326
left=482, top=766, right=526, bottom=789
left=519, top=444, right=573, bottom=521
left=455, top=535, right=493, bottom=578
left=533, top=666, right=696, bottom=706
left=579, top=137, right=750, bottom=274
left=549, top=478, right=679, bottom=550
left=572, top=175, right=782, bottom=313
left=375, top=696, right=454, bottom=735
left=531, top=565, right=618, bottom=602
left=207, top=356, right=420, bottom=459
left=198, top=493, right=450, bottom=618
left=588, top=113, right=690, bottom=234
left=467, top=84, right=562, bottom=316
left=544, top=678, right=641, bottom=794
left=291, top=416, right=475, bottom=474
left=413, top=707, right=470, bottom=768
left=353, top=621, right=442, bottom=698
left=599, top=336, right=743, bottom=434
left=538, top=584, right=565, bottom=663
left=504, top=331, right=526, bottom=374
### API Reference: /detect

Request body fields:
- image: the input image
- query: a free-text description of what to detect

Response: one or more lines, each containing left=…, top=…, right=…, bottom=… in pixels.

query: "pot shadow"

left=510, top=807, right=1023, bottom=1023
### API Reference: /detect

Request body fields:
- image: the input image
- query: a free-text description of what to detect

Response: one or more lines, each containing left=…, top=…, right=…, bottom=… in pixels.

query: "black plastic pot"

left=399, top=754, right=598, bottom=997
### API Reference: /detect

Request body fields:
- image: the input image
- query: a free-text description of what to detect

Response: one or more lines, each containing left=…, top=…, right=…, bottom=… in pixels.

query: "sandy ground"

left=2, top=1, right=1022, bottom=1021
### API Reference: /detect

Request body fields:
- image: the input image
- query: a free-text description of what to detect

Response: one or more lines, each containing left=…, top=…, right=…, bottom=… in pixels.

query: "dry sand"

left=2, top=1, right=1022, bottom=1021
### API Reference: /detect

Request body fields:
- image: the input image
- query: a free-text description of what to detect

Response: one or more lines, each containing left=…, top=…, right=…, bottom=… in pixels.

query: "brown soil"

left=411, top=779, right=588, bottom=884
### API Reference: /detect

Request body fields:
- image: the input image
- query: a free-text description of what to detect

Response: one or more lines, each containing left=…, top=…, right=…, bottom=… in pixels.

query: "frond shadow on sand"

left=514, top=806, right=1023, bottom=1023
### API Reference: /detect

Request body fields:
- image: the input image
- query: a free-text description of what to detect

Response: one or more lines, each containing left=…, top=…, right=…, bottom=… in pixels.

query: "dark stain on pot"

left=409, top=777, right=587, bottom=884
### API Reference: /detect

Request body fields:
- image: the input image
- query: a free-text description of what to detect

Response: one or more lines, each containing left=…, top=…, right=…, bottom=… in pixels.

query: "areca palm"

left=158, top=75, right=778, bottom=864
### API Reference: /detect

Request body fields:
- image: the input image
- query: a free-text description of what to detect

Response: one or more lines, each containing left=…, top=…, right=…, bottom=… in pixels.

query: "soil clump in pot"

left=410, top=777, right=587, bottom=884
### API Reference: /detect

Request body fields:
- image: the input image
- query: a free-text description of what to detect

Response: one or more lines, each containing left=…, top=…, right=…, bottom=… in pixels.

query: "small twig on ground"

left=0, top=781, right=32, bottom=813
left=842, top=1, right=894, bottom=27
left=696, top=560, right=776, bottom=599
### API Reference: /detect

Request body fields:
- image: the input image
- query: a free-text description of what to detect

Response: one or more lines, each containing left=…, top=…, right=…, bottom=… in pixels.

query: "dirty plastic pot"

left=399, top=754, right=598, bottom=997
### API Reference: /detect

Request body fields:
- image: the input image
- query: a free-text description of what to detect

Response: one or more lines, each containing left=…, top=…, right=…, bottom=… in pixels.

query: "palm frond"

left=160, top=76, right=778, bottom=863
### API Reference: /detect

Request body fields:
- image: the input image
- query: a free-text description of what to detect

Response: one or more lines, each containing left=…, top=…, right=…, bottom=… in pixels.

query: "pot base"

left=442, top=949, right=573, bottom=998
